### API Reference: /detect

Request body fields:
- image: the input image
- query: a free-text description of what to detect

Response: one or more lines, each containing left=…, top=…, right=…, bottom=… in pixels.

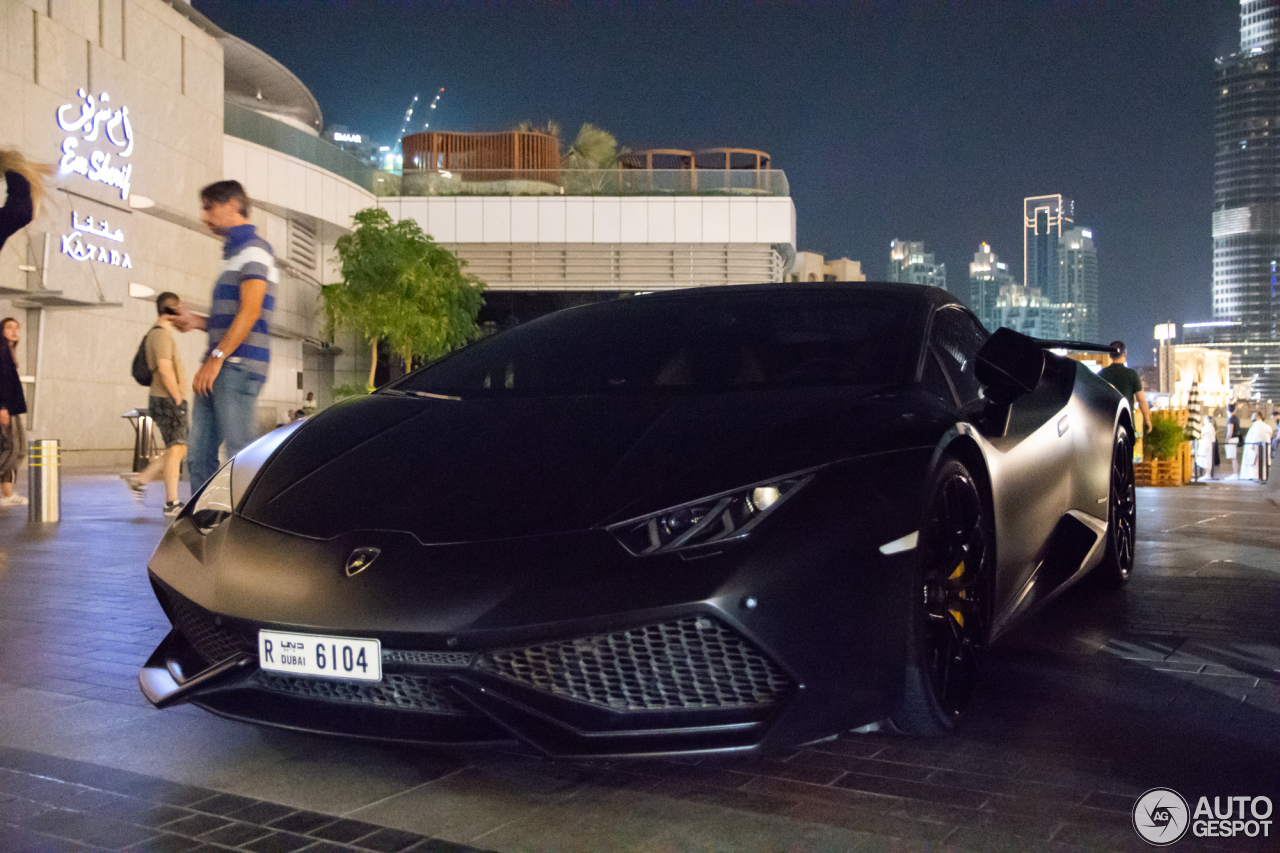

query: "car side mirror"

left=975, top=328, right=1045, bottom=437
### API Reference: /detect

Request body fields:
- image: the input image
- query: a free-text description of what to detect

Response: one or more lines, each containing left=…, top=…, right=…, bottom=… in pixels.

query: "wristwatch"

left=209, top=348, right=225, bottom=360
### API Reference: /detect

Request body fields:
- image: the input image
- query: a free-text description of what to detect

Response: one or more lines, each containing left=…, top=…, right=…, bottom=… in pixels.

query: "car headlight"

left=607, top=472, right=815, bottom=556
left=188, top=460, right=234, bottom=534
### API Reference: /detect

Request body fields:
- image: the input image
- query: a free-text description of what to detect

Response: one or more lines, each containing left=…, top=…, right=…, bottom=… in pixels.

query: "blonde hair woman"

left=0, top=149, right=53, bottom=250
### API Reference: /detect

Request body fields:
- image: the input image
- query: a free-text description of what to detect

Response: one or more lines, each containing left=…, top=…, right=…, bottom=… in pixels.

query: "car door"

left=929, top=307, right=1077, bottom=623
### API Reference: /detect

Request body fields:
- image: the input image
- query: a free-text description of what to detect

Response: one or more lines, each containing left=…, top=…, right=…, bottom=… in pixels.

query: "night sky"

left=197, top=1, right=1243, bottom=367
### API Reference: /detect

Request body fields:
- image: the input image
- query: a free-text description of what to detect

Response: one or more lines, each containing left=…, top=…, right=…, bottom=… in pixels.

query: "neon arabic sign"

left=57, top=89, right=133, bottom=200
left=61, top=211, right=132, bottom=268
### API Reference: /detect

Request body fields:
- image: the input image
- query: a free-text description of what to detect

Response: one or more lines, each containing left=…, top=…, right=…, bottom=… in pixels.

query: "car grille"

left=476, top=616, right=793, bottom=711
left=382, top=650, right=475, bottom=668
left=162, top=589, right=255, bottom=665
left=254, top=672, right=470, bottom=716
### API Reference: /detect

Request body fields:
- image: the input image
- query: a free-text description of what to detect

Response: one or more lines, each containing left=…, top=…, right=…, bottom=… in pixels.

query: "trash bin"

left=123, top=408, right=161, bottom=473
left=28, top=439, right=60, bottom=523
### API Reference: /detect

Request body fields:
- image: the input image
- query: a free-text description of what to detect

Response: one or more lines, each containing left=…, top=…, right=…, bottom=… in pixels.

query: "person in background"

left=1225, top=403, right=1242, bottom=478
left=1196, top=413, right=1216, bottom=480
left=1271, top=410, right=1279, bottom=462
left=172, top=181, right=276, bottom=491
left=0, top=150, right=51, bottom=251
left=301, top=391, right=317, bottom=416
left=1242, top=412, right=1273, bottom=481
left=121, top=293, right=189, bottom=516
left=0, top=318, right=27, bottom=507
left=1098, top=341, right=1152, bottom=434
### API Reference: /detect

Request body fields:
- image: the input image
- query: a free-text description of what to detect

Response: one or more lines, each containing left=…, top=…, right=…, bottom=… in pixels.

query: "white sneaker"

left=0, top=493, right=28, bottom=507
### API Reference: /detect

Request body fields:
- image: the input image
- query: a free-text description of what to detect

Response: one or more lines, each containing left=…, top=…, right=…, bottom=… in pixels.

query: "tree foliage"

left=562, top=123, right=623, bottom=170
left=324, top=207, right=485, bottom=388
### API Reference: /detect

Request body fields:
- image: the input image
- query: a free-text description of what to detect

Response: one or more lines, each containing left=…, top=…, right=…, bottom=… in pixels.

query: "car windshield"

left=392, top=290, right=918, bottom=397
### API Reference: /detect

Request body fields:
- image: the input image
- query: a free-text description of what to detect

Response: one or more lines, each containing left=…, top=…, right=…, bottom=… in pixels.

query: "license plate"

left=258, top=630, right=381, bottom=682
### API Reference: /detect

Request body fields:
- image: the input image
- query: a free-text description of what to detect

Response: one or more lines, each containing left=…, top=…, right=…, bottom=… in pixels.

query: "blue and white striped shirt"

left=208, top=224, right=276, bottom=382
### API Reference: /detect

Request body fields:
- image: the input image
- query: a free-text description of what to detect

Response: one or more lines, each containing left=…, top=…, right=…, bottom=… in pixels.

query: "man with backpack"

left=122, top=291, right=188, bottom=516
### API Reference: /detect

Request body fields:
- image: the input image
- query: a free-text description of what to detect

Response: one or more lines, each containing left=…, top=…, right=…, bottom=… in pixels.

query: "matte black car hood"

left=239, top=387, right=932, bottom=543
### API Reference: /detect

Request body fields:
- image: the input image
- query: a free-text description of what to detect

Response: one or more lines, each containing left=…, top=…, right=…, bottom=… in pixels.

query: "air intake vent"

left=477, top=616, right=792, bottom=711
left=160, top=589, right=255, bottom=665
left=255, top=672, right=470, bottom=716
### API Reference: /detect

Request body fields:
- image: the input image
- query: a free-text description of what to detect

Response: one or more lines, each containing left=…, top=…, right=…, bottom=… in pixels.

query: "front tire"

left=1097, top=426, right=1136, bottom=587
left=891, top=458, right=993, bottom=735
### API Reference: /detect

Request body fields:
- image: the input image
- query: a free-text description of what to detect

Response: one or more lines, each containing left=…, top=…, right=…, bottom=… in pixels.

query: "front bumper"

left=142, top=579, right=797, bottom=757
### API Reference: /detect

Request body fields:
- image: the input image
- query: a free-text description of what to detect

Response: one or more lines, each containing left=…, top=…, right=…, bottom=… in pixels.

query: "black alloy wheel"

left=1097, top=427, right=1136, bottom=587
left=893, top=458, right=992, bottom=735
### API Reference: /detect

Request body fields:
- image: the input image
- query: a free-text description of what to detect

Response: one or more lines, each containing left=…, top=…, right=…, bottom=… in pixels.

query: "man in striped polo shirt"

left=174, top=180, right=277, bottom=490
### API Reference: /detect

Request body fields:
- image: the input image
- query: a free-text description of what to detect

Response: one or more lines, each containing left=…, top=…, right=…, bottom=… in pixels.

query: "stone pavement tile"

left=834, top=770, right=990, bottom=809
left=163, top=811, right=233, bottom=837
left=403, top=840, right=490, bottom=853
left=242, top=830, right=317, bottom=853
left=784, top=749, right=937, bottom=783
left=226, top=799, right=297, bottom=825
left=358, top=827, right=429, bottom=852
left=119, top=833, right=204, bottom=853
left=308, top=817, right=384, bottom=844
left=187, top=791, right=262, bottom=816
left=922, top=768, right=1089, bottom=807
left=268, top=810, right=343, bottom=834
left=347, top=764, right=582, bottom=841
left=19, top=807, right=105, bottom=843
left=0, top=825, right=101, bottom=852
left=0, top=794, right=57, bottom=822
left=84, top=793, right=191, bottom=827
left=200, top=819, right=275, bottom=847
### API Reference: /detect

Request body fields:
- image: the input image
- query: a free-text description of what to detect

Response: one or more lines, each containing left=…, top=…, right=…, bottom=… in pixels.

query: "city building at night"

left=377, top=136, right=796, bottom=331
left=0, top=0, right=375, bottom=466
left=992, top=283, right=1063, bottom=340
left=968, top=241, right=1015, bottom=330
left=888, top=239, right=947, bottom=291
left=789, top=252, right=866, bottom=282
left=1057, top=226, right=1099, bottom=342
left=1210, top=0, right=1280, bottom=399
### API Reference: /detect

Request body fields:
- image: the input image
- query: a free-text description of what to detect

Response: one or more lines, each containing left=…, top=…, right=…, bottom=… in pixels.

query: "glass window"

left=395, top=291, right=918, bottom=398
left=931, top=306, right=989, bottom=406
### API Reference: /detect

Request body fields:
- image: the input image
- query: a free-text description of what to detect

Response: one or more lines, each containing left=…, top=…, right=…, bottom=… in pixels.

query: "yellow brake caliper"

left=949, top=562, right=965, bottom=627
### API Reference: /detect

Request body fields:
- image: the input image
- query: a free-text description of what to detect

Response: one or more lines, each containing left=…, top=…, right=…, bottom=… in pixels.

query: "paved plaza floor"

left=0, top=472, right=1278, bottom=852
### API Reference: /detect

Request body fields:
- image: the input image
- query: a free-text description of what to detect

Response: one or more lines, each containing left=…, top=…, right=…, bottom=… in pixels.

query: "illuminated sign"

left=56, top=89, right=133, bottom=200
left=1081, top=229, right=1093, bottom=239
left=333, top=132, right=362, bottom=143
left=61, top=211, right=132, bottom=268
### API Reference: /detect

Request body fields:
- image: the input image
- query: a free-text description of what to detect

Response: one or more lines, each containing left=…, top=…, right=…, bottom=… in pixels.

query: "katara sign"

left=61, top=212, right=131, bottom=269
left=57, top=89, right=133, bottom=201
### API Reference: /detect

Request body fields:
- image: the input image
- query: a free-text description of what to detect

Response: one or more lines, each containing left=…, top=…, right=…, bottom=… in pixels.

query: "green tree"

left=562, top=123, right=622, bottom=170
left=324, top=207, right=485, bottom=389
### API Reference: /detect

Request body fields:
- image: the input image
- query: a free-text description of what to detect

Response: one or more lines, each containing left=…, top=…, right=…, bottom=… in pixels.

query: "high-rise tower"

left=1212, top=0, right=1280, bottom=398
left=1058, top=227, right=1099, bottom=342
left=888, top=240, right=947, bottom=291
left=1023, top=195, right=1074, bottom=300
left=969, top=242, right=1015, bottom=330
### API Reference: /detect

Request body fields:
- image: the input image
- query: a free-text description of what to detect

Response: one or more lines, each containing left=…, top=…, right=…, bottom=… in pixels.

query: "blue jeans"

left=188, top=361, right=263, bottom=492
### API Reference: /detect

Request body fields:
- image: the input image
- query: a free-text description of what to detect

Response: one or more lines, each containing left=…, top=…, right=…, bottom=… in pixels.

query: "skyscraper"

left=1212, top=0, right=1280, bottom=398
left=1057, top=226, right=1099, bottom=342
left=969, top=242, right=1015, bottom=330
left=1024, top=195, right=1074, bottom=300
left=888, top=240, right=947, bottom=291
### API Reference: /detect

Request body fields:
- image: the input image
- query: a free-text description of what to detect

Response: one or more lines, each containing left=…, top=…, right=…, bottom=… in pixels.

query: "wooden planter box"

left=1135, top=459, right=1180, bottom=487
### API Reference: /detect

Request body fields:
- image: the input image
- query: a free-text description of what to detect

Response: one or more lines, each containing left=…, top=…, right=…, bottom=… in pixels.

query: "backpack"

left=131, top=326, right=159, bottom=386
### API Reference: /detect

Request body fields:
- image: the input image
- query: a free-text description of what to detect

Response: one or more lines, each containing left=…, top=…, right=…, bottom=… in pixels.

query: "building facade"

left=888, top=240, right=946, bottom=291
left=0, top=0, right=374, bottom=467
left=789, top=252, right=866, bottom=282
left=1057, top=226, right=1099, bottom=342
left=1211, top=0, right=1280, bottom=399
left=968, top=242, right=1015, bottom=330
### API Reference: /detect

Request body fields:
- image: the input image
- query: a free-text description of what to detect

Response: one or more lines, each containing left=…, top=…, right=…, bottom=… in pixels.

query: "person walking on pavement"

left=172, top=181, right=276, bottom=491
left=1097, top=341, right=1152, bottom=434
left=0, top=318, right=27, bottom=508
left=1226, top=403, right=1243, bottom=478
left=121, top=292, right=190, bottom=516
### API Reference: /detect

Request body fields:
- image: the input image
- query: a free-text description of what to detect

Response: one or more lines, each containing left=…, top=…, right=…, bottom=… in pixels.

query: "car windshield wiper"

left=381, top=388, right=462, bottom=401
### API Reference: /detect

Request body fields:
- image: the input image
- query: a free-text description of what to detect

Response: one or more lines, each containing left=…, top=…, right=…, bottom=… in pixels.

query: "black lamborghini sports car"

left=140, top=282, right=1136, bottom=756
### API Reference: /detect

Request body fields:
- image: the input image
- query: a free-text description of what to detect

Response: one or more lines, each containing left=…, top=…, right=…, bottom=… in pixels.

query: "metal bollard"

left=28, top=439, right=61, bottom=523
